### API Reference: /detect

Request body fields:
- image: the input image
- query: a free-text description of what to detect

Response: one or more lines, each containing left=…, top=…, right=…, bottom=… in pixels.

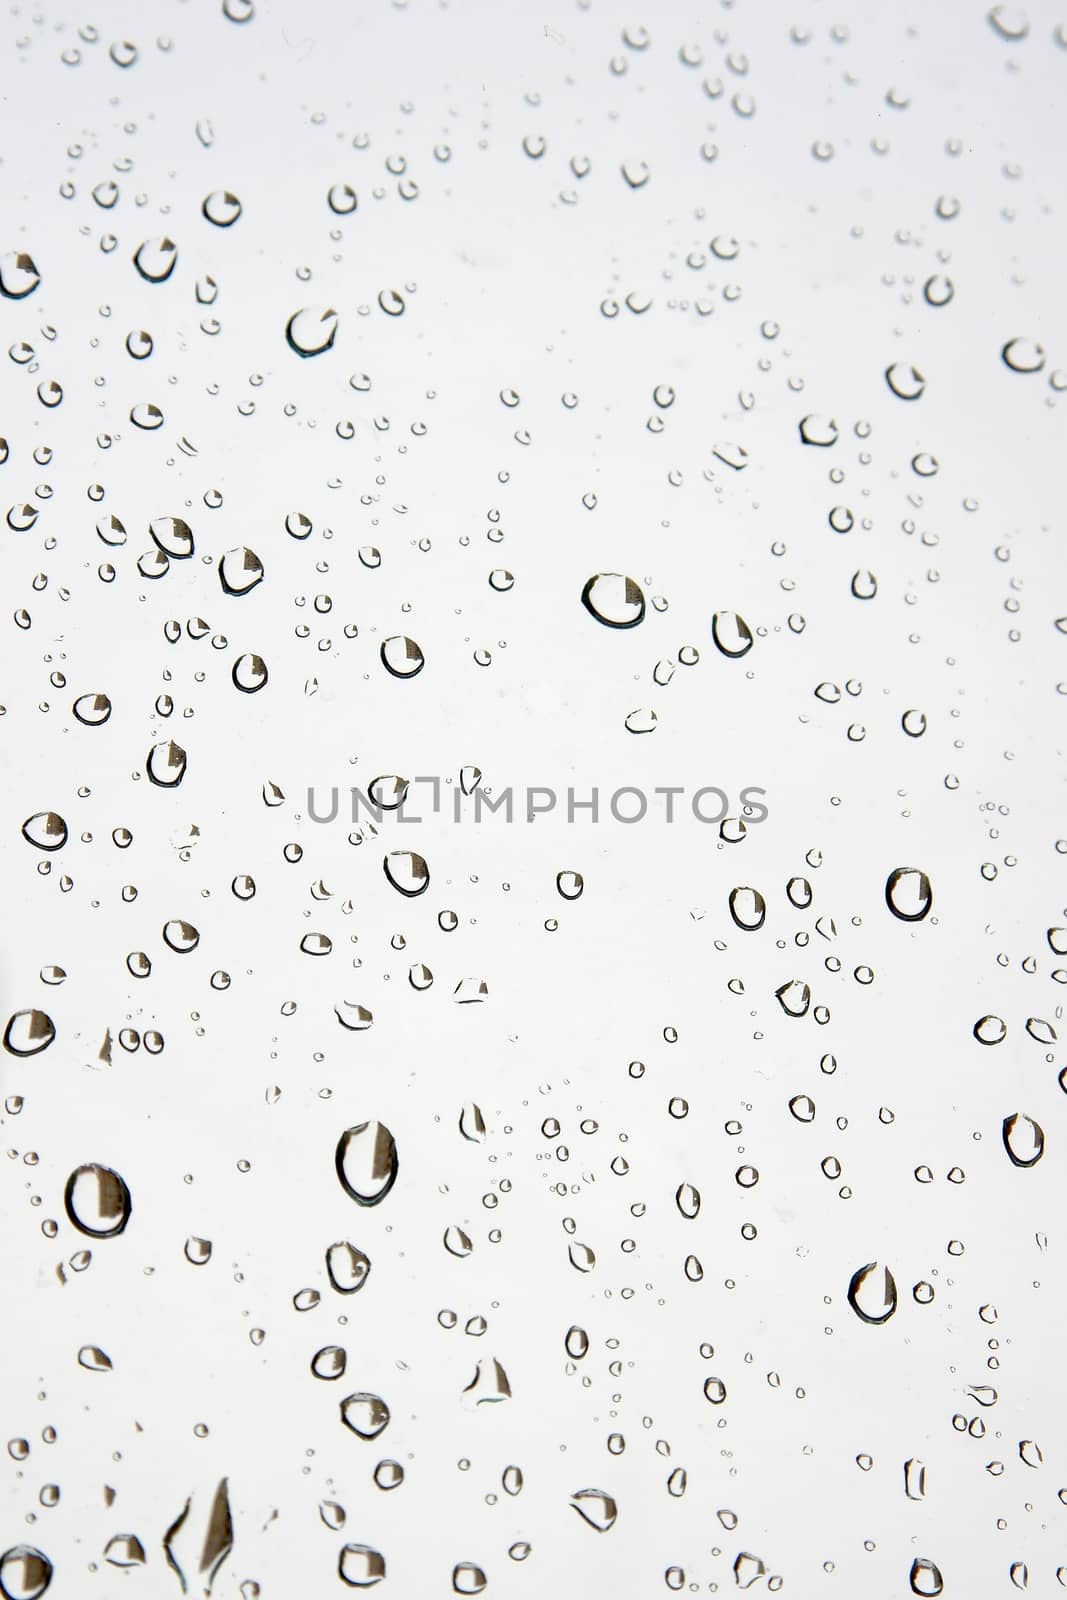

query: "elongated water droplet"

left=326, top=1241, right=371, bottom=1293
left=1002, top=1113, right=1044, bottom=1167
left=383, top=851, right=429, bottom=896
left=570, top=1489, right=617, bottom=1531
left=885, top=868, right=933, bottom=921
left=336, top=1122, right=398, bottom=1205
left=146, top=739, right=187, bottom=787
left=909, top=1557, right=943, bottom=1597
left=848, top=1261, right=898, bottom=1324
left=64, top=1164, right=132, bottom=1237
left=712, top=611, right=754, bottom=658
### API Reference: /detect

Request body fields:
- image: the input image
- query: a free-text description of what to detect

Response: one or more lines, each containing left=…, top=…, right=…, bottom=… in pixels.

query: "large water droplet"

left=885, top=867, right=933, bottom=921
left=383, top=851, right=429, bottom=896
left=335, top=1122, right=398, bottom=1205
left=570, top=1489, right=617, bottom=1531
left=1002, top=1113, right=1044, bottom=1167
left=847, top=1261, right=898, bottom=1324
left=0, top=1546, right=53, bottom=1599
left=380, top=635, right=424, bottom=677
left=326, top=1241, right=372, bottom=1293
left=133, top=237, right=177, bottom=283
left=218, top=547, right=264, bottom=595
left=286, top=307, right=338, bottom=357
left=711, top=611, right=754, bottom=658
left=339, top=1545, right=385, bottom=1587
left=909, top=1558, right=944, bottom=1597
left=21, top=813, right=67, bottom=851
left=0, top=253, right=41, bottom=299
left=3, top=1010, right=56, bottom=1057
left=581, top=573, right=646, bottom=628
left=340, top=1392, right=390, bottom=1439
left=146, top=739, right=187, bottom=787
left=64, top=1164, right=132, bottom=1237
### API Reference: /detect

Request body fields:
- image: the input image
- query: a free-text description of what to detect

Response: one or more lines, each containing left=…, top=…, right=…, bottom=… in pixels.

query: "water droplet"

left=847, top=1262, right=898, bottom=1324
left=570, top=1489, right=617, bottom=1531
left=335, top=1122, right=398, bottom=1205
left=286, top=307, right=338, bottom=357
left=64, top=1164, right=131, bottom=1237
left=1002, top=1113, right=1044, bottom=1167
left=885, top=868, right=933, bottom=921
left=581, top=573, right=645, bottom=628
left=340, top=1392, right=390, bottom=1439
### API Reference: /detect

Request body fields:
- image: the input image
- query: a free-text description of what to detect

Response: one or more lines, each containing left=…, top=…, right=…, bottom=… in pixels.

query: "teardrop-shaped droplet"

left=847, top=1261, right=898, bottom=1324
left=149, top=516, right=194, bottom=558
left=21, top=813, right=67, bottom=852
left=675, top=1182, right=701, bottom=1219
left=459, top=1103, right=486, bottom=1142
left=444, top=1225, right=473, bottom=1257
left=326, top=1241, right=372, bottom=1293
left=339, top=1392, right=390, bottom=1440
left=146, top=739, right=187, bottom=787
left=581, top=573, right=646, bottom=628
left=218, top=547, right=264, bottom=595
left=1002, top=1113, right=1044, bottom=1168
left=565, top=1325, right=589, bottom=1359
left=335, top=1121, right=398, bottom=1206
left=556, top=870, right=584, bottom=900
left=286, top=306, right=338, bottom=357
left=909, top=1557, right=944, bottom=1597
left=569, top=1489, right=617, bottom=1531
left=64, top=1164, right=132, bottom=1237
left=3, top=1009, right=56, bottom=1057
left=728, top=886, right=765, bottom=930
left=568, top=1241, right=596, bottom=1272
left=77, top=1345, right=112, bottom=1372
left=335, top=1001, right=374, bottom=1031
left=885, top=867, right=933, bottom=921
left=383, top=851, right=429, bottom=897
left=711, top=610, right=754, bottom=658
